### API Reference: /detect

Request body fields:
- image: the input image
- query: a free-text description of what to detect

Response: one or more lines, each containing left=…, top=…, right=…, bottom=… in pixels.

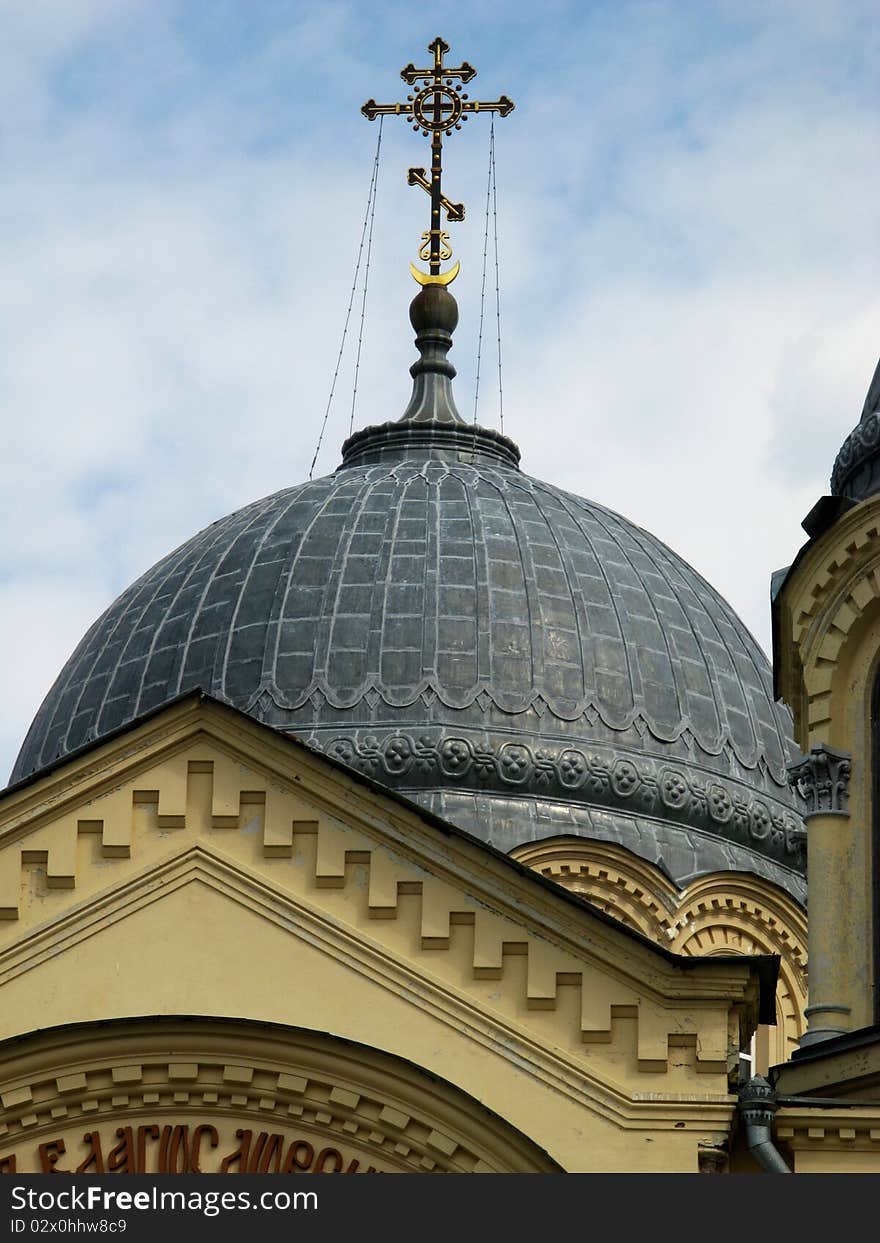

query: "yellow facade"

left=0, top=695, right=774, bottom=1173
left=762, top=482, right=880, bottom=1172
left=776, top=496, right=880, bottom=1040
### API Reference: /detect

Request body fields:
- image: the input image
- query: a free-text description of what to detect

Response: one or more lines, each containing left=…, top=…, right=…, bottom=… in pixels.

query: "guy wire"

left=490, top=121, right=505, bottom=435
left=309, top=116, right=384, bottom=479
left=349, top=117, right=383, bottom=435
left=473, top=118, right=494, bottom=426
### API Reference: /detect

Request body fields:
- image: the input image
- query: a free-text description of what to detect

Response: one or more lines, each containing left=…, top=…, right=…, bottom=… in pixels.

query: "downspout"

left=737, top=1075, right=792, bottom=1173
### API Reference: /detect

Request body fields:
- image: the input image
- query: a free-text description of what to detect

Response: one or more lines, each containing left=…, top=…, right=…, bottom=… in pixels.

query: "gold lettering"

left=220, top=1128, right=252, bottom=1174
left=107, top=1127, right=135, bottom=1174
left=282, top=1139, right=314, bottom=1173
left=76, top=1132, right=104, bottom=1174
left=190, top=1124, right=219, bottom=1174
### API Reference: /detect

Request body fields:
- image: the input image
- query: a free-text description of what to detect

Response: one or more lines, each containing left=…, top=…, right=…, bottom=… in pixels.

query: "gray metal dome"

left=11, top=285, right=806, bottom=898
left=831, top=356, right=880, bottom=502
left=12, top=435, right=804, bottom=899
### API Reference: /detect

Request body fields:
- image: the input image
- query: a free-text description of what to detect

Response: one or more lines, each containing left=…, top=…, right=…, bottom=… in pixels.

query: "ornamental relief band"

left=0, top=1124, right=387, bottom=1175
left=317, top=732, right=806, bottom=862
left=831, top=407, right=880, bottom=491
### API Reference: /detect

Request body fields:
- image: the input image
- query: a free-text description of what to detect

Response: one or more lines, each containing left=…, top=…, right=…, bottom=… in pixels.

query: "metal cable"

left=309, top=116, right=384, bottom=479
left=473, top=120, right=494, bottom=425
left=490, top=120, right=505, bottom=435
left=349, top=118, right=383, bottom=435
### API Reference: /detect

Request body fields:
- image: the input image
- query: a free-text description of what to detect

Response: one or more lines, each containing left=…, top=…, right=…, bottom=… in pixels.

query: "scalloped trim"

left=243, top=675, right=794, bottom=788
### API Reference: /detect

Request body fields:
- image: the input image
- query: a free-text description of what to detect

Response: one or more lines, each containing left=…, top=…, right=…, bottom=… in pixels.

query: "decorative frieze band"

left=787, top=745, right=851, bottom=818
left=831, top=409, right=880, bottom=497
left=249, top=679, right=793, bottom=787
left=312, top=731, right=807, bottom=868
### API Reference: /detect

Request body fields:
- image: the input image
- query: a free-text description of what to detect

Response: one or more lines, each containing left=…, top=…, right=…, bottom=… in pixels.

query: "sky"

left=0, top=0, right=878, bottom=785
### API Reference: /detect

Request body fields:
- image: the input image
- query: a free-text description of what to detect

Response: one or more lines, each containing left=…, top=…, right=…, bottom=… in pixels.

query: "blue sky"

left=1, top=0, right=878, bottom=782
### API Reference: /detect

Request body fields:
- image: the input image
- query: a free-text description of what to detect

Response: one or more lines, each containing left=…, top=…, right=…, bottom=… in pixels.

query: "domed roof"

left=831, top=356, right=880, bottom=502
left=12, top=285, right=806, bottom=899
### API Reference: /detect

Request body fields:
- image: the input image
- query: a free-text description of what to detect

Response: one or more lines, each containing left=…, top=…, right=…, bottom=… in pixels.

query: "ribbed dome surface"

left=12, top=429, right=805, bottom=897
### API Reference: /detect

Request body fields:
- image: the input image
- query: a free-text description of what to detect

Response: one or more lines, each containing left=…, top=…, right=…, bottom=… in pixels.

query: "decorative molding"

left=0, top=1019, right=560, bottom=1173
left=2, top=847, right=703, bottom=1128
left=781, top=509, right=880, bottom=739
left=790, top=518, right=880, bottom=649
left=673, top=882, right=807, bottom=977
left=788, top=745, right=851, bottom=817
left=831, top=410, right=880, bottom=497
left=314, top=732, right=806, bottom=869
left=775, top=1107, right=880, bottom=1155
left=0, top=722, right=766, bottom=1102
left=340, top=418, right=522, bottom=470
left=511, top=839, right=808, bottom=1063
left=673, top=912, right=806, bottom=1066
left=510, top=839, right=679, bottom=943
left=243, top=676, right=796, bottom=788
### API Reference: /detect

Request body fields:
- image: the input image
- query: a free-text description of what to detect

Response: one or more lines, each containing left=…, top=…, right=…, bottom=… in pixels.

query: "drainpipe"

left=737, top=1075, right=792, bottom=1173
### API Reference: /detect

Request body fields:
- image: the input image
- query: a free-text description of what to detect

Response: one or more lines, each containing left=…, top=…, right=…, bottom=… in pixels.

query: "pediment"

left=0, top=696, right=763, bottom=1161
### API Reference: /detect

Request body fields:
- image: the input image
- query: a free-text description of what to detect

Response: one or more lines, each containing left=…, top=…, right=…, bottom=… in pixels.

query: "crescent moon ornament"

left=409, top=260, right=460, bottom=286
left=363, top=40, right=511, bottom=280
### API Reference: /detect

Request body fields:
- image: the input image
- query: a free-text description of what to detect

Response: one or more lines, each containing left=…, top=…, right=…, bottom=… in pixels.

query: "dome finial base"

left=399, top=282, right=464, bottom=426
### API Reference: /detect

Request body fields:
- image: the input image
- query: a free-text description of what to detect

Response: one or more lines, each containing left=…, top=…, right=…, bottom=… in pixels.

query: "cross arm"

left=461, top=96, right=515, bottom=117
left=407, top=168, right=465, bottom=222
left=399, top=61, right=477, bottom=85
left=361, top=99, right=414, bottom=120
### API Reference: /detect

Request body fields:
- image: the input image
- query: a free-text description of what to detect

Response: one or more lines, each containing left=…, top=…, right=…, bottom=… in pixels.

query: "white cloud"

left=1, top=0, right=877, bottom=781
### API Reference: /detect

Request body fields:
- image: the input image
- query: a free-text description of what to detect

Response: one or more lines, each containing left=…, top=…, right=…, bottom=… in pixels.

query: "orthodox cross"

left=362, top=37, right=513, bottom=283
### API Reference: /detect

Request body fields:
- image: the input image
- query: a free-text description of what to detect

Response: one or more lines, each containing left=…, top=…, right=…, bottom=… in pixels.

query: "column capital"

left=788, top=744, right=851, bottom=818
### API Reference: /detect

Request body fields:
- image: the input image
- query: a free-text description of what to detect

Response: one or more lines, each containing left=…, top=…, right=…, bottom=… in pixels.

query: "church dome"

left=831, top=356, right=880, bottom=503
left=12, top=286, right=806, bottom=899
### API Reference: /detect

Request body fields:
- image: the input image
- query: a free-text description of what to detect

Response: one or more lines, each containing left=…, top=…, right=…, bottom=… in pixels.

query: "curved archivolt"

left=670, top=874, right=807, bottom=1066
left=0, top=1017, right=562, bottom=1174
left=511, top=837, right=807, bottom=1071
left=510, top=838, right=680, bottom=942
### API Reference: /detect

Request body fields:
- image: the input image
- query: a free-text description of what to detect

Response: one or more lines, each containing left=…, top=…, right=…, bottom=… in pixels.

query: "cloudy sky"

left=1, top=0, right=878, bottom=784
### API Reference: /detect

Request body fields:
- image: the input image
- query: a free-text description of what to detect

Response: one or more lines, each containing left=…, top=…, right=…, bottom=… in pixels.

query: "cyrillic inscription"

left=1, top=1124, right=379, bottom=1175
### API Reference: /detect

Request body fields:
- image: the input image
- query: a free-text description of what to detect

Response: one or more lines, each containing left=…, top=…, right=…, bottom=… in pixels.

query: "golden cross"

left=362, top=36, right=513, bottom=281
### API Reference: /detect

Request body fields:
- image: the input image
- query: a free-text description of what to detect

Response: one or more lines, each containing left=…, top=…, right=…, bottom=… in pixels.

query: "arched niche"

left=509, top=837, right=679, bottom=943
left=511, top=837, right=807, bottom=1072
left=669, top=875, right=807, bottom=1070
left=0, top=1016, right=561, bottom=1174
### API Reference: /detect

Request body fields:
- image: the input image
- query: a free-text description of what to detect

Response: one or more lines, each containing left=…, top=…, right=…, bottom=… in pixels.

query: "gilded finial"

left=362, top=37, right=513, bottom=282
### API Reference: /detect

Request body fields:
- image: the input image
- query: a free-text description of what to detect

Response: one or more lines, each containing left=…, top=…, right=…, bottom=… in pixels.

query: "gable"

left=0, top=697, right=767, bottom=1172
